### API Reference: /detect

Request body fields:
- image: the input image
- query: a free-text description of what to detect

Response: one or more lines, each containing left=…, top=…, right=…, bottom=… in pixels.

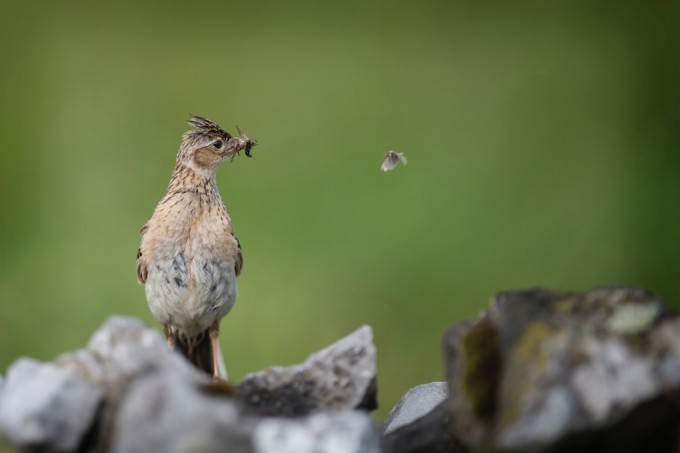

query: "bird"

left=380, top=150, right=407, bottom=172
left=136, top=115, right=256, bottom=381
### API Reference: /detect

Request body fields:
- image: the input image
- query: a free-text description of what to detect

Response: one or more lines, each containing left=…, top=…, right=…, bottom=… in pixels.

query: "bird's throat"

left=167, top=163, right=217, bottom=195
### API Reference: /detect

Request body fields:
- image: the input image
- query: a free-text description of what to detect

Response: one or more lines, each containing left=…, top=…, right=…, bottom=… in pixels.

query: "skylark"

left=136, top=115, right=256, bottom=380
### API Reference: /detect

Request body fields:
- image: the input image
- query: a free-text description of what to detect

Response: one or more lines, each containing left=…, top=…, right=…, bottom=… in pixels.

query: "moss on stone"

left=461, top=317, right=501, bottom=424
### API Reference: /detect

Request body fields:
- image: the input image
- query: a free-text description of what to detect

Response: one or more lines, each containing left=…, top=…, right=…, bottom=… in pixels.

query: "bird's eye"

left=213, top=140, right=223, bottom=149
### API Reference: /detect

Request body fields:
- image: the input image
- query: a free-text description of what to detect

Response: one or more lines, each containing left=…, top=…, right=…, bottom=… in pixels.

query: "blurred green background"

left=1, top=1, right=678, bottom=418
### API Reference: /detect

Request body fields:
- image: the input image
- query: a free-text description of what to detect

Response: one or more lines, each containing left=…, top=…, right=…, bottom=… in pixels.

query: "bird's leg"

left=164, top=325, right=176, bottom=349
left=208, top=323, right=221, bottom=382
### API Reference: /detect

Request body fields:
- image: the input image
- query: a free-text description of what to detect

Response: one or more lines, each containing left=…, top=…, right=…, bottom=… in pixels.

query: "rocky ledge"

left=1, top=286, right=679, bottom=453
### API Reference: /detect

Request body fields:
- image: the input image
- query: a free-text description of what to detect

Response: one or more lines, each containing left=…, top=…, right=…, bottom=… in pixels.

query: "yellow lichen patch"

left=511, top=323, right=554, bottom=367
left=498, top=322, right=556, bottom=430
left=606, top=304, right=660, bottom=335
left=461, top=317, right=501, bottom=424
left=553, top=297, right=578, bottom=315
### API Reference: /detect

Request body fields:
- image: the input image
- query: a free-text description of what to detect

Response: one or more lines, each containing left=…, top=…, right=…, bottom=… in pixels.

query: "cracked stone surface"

left=239, top=325, right=377, bottom=417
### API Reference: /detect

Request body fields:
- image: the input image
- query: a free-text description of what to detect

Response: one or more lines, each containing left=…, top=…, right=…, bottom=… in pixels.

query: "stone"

left=4, top=287, right=676, bottom=453
left=111, top=368, right=253, bottom=453
left=60, top=315, right=203, bottom=385
left=383, top=382, right=449, bottom=434
left=0, top=317, right=382, bottom=452
left=0, top=358, right=102, bottom=452
left=382, top=383, right=466, bottom=453
left=442, top=286, right=680, bottom=452
left=253, top=411, right=379, bottom=453
left=0, top=431, right=11, bottom=453
left=54, top=316, right=214, bottom=451
left=239, top=325, right=377, bottom=417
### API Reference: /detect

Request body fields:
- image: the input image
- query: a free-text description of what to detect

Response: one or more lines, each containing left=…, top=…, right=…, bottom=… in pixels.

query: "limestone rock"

left=5, top=285, right=676, bottom=453
left=382, top=382, right=466, bottom=453
left=239, top=325, right=377, bottom=417
left=253, top=411, right=379, bottom=453
left=383, top=382, right=449, bottom=434
left=0, top=317, right=382, bottom=452
left=0, top=358, right=102, bottom=452
left=55, top=316, right=212, bottom=452
left=58, top=316, right=204, bottom=385
left=442, top=286, right=680, bottom=452
left=112, top=368, right=252, bottom=453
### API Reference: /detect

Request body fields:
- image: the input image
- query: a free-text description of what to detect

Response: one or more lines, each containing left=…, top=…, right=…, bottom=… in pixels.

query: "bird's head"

left=177, top=115, right=256, bottom=175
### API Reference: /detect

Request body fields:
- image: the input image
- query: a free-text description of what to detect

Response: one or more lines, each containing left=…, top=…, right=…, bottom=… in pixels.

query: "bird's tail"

left=174, top=330, right=228, bottom=380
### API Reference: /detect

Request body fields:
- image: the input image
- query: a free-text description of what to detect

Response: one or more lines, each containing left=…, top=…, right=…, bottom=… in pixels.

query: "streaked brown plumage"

left=136, top=115, right=256, bottom=380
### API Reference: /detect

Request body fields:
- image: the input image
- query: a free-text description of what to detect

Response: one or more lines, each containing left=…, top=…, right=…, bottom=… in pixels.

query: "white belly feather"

left=144, top=221, right=238, bottom=336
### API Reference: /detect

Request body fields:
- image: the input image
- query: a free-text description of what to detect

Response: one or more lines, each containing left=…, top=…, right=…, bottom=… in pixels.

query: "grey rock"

left=253, top=411, right=379, bottom=453
left=55, top=316, right=215, bottom=451
left=0, top=358, right=102, bottom=452
left=59, top=316, right=203, bottom=385
left=239, top=325, right=377, bottom=417
left=382, top=382, right=468, bottom=453
left=112, top=367, right=252, bottom=453
left=570, top=338, right=657, bottom=423
left=0, top=317, right=384, bottom=452
left=383, top=382, right=449, bottom=434
left=52, top=317, right=253, bottom=453
left=442, top=286, right=680, bottom=452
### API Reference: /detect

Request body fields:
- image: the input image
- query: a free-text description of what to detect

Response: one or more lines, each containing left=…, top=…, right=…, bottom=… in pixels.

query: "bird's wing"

left=233, top=233, right=243, bottom=277
left=136, top=223, right=150, bottom=284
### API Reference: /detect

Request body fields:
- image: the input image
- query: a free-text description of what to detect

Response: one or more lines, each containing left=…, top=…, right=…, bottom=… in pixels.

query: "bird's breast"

left=143, top=192, right=239, bottom=334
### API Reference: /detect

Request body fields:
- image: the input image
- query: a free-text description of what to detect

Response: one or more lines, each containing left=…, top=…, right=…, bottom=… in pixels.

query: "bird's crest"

left=185, top=115, right=231, bottom=140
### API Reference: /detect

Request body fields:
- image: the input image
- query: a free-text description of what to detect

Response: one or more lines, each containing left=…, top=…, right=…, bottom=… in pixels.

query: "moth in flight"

left=381, top=150, right=408, bottom=172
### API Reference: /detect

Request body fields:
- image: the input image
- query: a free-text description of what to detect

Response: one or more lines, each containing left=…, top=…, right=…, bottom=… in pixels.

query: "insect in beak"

left=236, top=125, right=257, bottom=158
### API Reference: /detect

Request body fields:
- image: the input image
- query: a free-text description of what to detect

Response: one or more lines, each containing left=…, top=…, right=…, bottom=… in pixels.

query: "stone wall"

left=1, top=286, right=679, bottom=452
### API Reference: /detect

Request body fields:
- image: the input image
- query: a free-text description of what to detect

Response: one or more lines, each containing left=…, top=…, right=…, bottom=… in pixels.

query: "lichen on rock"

left=442, top=286, right=680, bottom=452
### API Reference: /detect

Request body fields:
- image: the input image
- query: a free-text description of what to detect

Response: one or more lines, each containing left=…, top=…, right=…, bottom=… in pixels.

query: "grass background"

left=1, top=1, right=678, bottom=418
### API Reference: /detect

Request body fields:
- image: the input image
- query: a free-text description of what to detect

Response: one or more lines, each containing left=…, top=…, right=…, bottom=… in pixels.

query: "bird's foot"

left=209, top=325, right=221, bottom=381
